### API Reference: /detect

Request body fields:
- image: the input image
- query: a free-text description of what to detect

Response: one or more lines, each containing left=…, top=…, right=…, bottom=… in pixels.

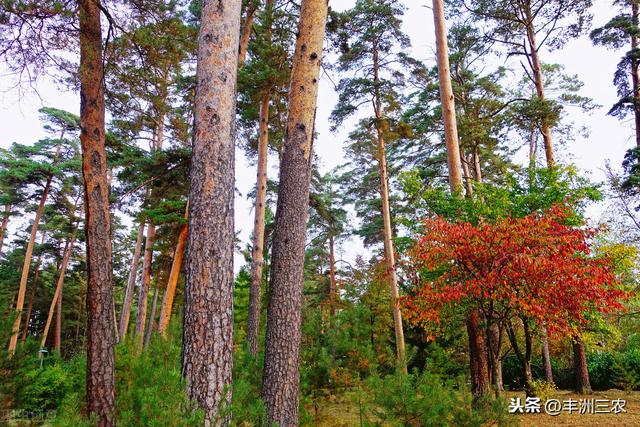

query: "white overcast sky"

left=0, top=0, right=632, bottom=271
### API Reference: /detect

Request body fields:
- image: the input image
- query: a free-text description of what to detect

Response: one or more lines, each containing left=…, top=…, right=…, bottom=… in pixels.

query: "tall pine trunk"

left=261, top=1, right=328, bottom=424
left=238, top=2, right=257, bottom=66
left=524, top=4, right=554, bottom=166
left=181, top=0, right=241, bottom=424
left=372, top=28, right=406, bottom=374
left=433, top=0, right=490, bottom=400
left=118, top=222, right=145, bottom=340
left=247, top=89, right=271, bottom=355
left=79, top=1, right=116, bottom=423
left=573, top=337, right=593, bottom=394
left=143, top=284, right=159, bottom=347
left=158, top=207, right=188, bottom=336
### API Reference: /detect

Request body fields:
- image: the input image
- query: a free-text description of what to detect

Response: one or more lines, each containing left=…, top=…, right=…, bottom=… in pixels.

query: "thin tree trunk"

left=328, top=234, right=336, bottom=333
left=541, top=324, right=554, bottom=383
left=0, top=204, right=10, bottom=255
left=54, top=279, right=62, bottom=352
left=182, top=0, right=242, bottom=424
left=238, top=2, right=257, bottom=66
left=158, top=207, right=188, bottom=336
left=524, top=6, right=554, bottom=166
left=247, top=88, right=271, bottom=355
left=118, top=222, right=145, bottom=340
left=472, top=145, right=482, bottom=183
left=433, top=0, right=463, bottom=192
left=8, top=162, right=56, bottom=353
left=134, top=222, right=155, bottom=346
left=467, top=309, right=491, bottom=401
left=79, top=1, right=116, bottom=423
left=372, top=28, right=406, bottom=374
left=632, top=1, right=640, bottom=147
left=261, top=1, right=328, bottom=424
left=21, top=232, right=47, bottom=342
left=460, top=146, right=473, bottom=196
left=573, top=336, right=592, bottom=394
left=486, top=321, right=504, bottom=395
left=40, top=227, right=78, bottom=351
left=143, top=284, right=159, bottom=348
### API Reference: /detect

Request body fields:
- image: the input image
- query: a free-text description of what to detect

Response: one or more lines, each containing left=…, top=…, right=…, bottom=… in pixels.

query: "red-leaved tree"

left=403, top=204, right=626, bottom=395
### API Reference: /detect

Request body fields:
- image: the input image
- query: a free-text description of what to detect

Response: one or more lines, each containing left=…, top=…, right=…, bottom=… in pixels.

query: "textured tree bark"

left=486, top=321, right=504, bottom=394
left=54, top=279, right=62, bottom=352
left=143, top=284, right=159, bottom=348
left=467, top=309, right=491, bottom=401
left=524, top=5, right=554, bottom=166
left=79, top=1, right=116, bottom=424
left=472, top=145, right=482, bottom=183
left=118, top=222, right=145, bottom=340
left=460, top=146, right=473, bottom=196
left=134, top=222, right=155, bottom=346
left=433, top=0, right=463, bottom=192
left=182, top=0, right=241, bottom=424
left=541, top=324, right=554, bottom=383
left=8, top=169, right=55, bottom=353
left=238, top=1, right=257, bottom=66
left=158, top=207, right=188, bottom=336
left=40, top=227, right=78, bottom=351
left=21, top=232, right=47, bottom=342
left=0, top=204, right=10, bottom=255
left=573, top=337, right=592, bottom=394
left=247, top=89, right=271, bottom=356
left=261, top=1, right=328, bottom=425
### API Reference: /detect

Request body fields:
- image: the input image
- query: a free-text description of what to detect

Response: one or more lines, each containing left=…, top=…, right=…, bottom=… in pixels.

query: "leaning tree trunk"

left=247, top=88, right=271, bottom=356
left=238, top=1, right=257, bottom=66
left=40, top=226, right=78, bottom=351
left=0, top=204, right=10, bottom=255
left=524, top=5, right=554, bottom=166
left=157, top=207, right=188, bottom=336
left=573, top=336, right=593, bottom=394
left=79, top=1, right=116, bottom=424
left=21, top=232, right=47, bottom=342
left=143, top=284, right=159, bottom=348
left=134, top=222, right=155, bottom=346
left=118, top=222, right=145, bottom=340
left=181, top=0, right=241, bottom=424
left=8, top=174, right=54, bottom=353
left=261, top=1, right=328, bottom=425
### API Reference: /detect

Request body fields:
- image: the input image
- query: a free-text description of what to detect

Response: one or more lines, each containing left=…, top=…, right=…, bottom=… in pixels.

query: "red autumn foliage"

left=402, top=205, right=626, bottom=335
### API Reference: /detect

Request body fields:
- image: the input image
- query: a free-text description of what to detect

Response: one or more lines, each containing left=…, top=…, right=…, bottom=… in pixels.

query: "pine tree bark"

left=261, top=1, right=328, bottom=424
left=40, top=226, right=78, bottom=351
left=247, top=89, right=271, bottom=355
left=433, top=0, right=463, bottom=192
left=118, top=222, right=145, bottom=340
left=79, top=0, right=116, bottom=423
left=182, top=0, right=241, bottom=424
left=524, top=4, right=554, bottom=166
left=573, top=336, right=592, bottom=394
left=158, top=207, right=188, bottom=336
left=0, top=204, right=10, bottom=255
left=134, top=222, right=155, bottom=346
left=541, top=324, right=554, bottom=383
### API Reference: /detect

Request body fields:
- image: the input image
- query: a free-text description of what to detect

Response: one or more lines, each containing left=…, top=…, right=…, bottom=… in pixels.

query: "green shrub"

left=530, top=379, right=557, bottom=401
left=612, top=348, right=640, bottom=391
left=586, top=351, right=615, bottom=390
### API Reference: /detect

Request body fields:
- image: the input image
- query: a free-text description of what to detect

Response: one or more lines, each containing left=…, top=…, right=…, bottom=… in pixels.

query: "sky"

left=0, top=0, right=633, bottom=271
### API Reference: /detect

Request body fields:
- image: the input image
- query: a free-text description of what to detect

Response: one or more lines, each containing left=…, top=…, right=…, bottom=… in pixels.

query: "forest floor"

left=310, top=389, right=640, bottom=426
